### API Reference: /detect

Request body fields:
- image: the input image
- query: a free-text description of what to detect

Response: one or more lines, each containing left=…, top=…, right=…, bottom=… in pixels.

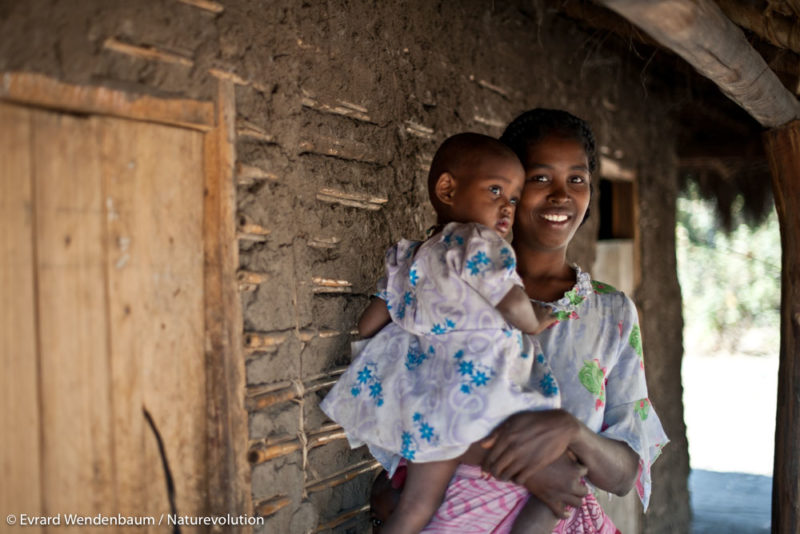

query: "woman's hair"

left=500, top=108, right=596, bottom=222
left=499, top=108, right=597, bottom=174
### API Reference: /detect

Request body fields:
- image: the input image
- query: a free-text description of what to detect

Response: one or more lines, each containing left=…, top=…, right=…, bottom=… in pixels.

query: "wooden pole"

left=596, top=0, right=800, bottom=127
left=714, top=0, right=800, bottom=56
left=763, top=119, right=800, bottom=534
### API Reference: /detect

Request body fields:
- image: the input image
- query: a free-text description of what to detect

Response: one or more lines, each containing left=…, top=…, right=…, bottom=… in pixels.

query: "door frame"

left=0, top=71, right=251, bottom=526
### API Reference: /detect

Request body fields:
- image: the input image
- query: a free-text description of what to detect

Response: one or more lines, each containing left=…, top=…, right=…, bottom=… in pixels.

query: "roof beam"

left=714, top=0, right=800, bottom=56
left=595, top=0, right=800, bottom=128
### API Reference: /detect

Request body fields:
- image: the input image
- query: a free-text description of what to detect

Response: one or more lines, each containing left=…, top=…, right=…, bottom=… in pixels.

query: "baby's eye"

left=509, top=198, right=519, bottom=206
left=488, top=185, right=502, bottom=195
left=371, top=518, right=384, bottom=527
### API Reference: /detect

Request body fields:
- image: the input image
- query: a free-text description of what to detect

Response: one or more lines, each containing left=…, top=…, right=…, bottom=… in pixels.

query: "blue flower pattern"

left=453, top=350, right=495, bottom=394
left=539, top=372, right=559, bottom=397
left=431, top=317, right=456, bottom=335
left=401, top=431, right=417, bottom=460
left=500, top=247, right=516, bottom=270
left=409, top=265, right=419, bottom=287
left=350, top=362, right=384, bottom=406
left=466, top=251, right=492, bottom=275
left=405, top=344, right=434, bottom=371
left=443, top=232, right=465, bottom=248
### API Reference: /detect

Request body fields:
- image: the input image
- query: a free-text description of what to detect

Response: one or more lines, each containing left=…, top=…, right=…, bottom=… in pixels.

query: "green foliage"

left=676, top=182, right=780, bottom=354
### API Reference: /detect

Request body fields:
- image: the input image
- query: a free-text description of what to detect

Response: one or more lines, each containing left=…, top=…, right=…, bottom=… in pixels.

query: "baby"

left=322, top=133, right=561, bottom=534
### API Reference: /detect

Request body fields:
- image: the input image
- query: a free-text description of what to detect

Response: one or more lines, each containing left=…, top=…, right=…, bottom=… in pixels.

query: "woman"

left=420, top=109, right=668, bottom=533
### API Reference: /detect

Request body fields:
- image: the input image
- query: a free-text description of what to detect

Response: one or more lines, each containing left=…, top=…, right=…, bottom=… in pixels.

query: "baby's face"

left=449, top=153, right=525, bottom=238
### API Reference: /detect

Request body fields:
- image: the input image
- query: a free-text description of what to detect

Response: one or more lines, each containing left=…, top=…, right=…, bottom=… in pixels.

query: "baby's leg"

left=380, top=458, right=460, bottom=534
left=509, top=496, right=560, bottom=534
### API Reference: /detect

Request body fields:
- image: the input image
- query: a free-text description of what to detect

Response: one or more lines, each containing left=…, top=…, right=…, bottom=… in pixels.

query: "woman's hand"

left=482, top=409, right=641, bottom=498
left=481, top=409, right=579, bottom=483
left=520, top=451, right=589, bottom=518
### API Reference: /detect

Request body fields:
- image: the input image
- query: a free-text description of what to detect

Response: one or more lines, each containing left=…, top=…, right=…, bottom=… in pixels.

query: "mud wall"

left=0, top=1, right=689, bottom=532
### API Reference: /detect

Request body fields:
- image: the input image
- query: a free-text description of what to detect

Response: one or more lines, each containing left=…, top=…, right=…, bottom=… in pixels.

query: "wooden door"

left=1, top=102, right=210, bottom=531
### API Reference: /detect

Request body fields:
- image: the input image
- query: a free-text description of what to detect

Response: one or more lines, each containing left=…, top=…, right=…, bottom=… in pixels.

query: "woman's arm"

left=569, top=420, right=639, bottom=496
left=482, top=410, right=639, bottom=496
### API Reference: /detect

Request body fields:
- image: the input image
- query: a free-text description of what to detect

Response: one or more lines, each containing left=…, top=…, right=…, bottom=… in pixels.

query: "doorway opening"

left=676, top=181, right=779, bottom=534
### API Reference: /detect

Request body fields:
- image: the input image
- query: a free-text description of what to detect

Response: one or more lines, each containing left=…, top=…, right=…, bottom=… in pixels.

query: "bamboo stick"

left=472, top=76, right=511, bottom=99
left=307, top=427, right=347, bottom=449
left=473, top=115, right=506, bottom=129
left=404, top=121, right=434, bottom=139
left=242, top=332, right=288, bottom=355
left=308, top=236, right=341, bottom=249
left=236, top=119, right=275, bottom=143
left=313, top=504, right=370, bottom=532
left=416, top=153, right=433, bottom=172
left=301, top=91, right=374, bottom=123
left=248, top=426, right=346, bottom=465
left=254, top=494, right=290, bottom=518
left=248, top=439, right=302, bottom=464
left=236, top=163, right=278, bottom=185
left=176, top=0, right=224, bottom=13
left=246, top=383, right=298, bottom=411
left=236, top=215, right=271, bottom=242
left=305, top=459, right=381, bottom=494
left=299, top=136, right=383, bottom=164
left=103, top=37, right=193, bottom=67
left=237, top=270, right=268, bottom=292
left=316, top=187, right=388, bottom=210
left=312, top=276, right=353, bottom=294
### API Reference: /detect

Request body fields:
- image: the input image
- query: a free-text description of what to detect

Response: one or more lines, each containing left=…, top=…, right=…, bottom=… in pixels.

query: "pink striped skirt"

left=422, top=464, right=620, bottom=534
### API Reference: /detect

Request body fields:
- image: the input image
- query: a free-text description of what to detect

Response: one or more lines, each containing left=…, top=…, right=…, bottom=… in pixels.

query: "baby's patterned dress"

left=321, top=222, right=561, bottom=472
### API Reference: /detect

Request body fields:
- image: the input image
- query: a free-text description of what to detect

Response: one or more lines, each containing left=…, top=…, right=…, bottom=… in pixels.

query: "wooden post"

left=764, top=120, right=800, bottom=534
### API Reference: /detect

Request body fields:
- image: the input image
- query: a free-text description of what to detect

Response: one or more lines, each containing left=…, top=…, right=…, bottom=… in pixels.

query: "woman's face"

left=513, top=135, right=591, bottom=253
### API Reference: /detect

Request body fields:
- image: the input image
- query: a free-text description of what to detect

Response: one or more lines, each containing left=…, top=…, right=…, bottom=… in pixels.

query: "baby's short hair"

left=427, top=132, right=518, bottom=214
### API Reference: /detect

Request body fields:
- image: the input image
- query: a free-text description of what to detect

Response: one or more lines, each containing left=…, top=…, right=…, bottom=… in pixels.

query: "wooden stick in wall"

left=176, top=0, right=224, bottom=14
left=313, top=504, right=370, bottom=532
left=103, top=37, right=193, bottom=67
left=305, top=459, right=381, bottom=494
left=254, top=494, right=291, bottom=518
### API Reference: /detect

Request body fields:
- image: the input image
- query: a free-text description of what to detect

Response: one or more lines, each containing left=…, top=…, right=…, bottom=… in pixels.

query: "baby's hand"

left=530, top=303, right=557, bottom=334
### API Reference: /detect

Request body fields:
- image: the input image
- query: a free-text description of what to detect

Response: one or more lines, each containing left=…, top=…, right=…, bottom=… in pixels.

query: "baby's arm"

left=381, top=459, right=460, bottom=534
left=495, top=286, right=555, bottom=335
left=509, top=497, right=560, bottom=534
left=358, top=298, right=391, bottom=338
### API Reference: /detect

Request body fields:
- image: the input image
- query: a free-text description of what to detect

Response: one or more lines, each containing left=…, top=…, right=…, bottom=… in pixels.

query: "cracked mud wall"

left=0, top=1, right=689, bottom=532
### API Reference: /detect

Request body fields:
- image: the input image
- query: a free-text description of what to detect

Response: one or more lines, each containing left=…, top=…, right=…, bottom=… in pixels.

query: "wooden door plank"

left=0, top=103, right=43, bottom=533
left=0, top=72, right=214, bottom=131
left=764, top=120, right=800, bottom=534
left=31, top=109, right=113, bottom=531
left=101, top=117, right=207, bottom=529
left=203, top=78, right=252, bottom=525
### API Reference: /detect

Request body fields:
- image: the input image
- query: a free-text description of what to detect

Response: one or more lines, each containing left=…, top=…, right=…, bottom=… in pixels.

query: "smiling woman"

left=413, top=109, right=668, bottom=534
left=514, top=135, right=592, bottom=260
